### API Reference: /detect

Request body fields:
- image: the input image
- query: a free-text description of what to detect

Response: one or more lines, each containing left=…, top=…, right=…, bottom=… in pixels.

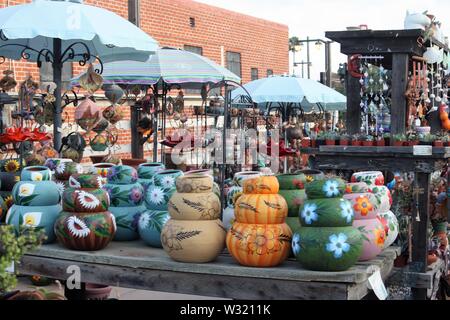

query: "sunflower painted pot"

left=6, top=204, right=62, bottom=244
left=234, top=193, right=288, bottom=224
left=276, top=173, right=306, bottom=190
left=345, top=182, right=370, bottom=194
left=296, top=169, right=324, bottom=183
left=305, top=178, right=346, bottom=199
left=343, top=193, right=378, bottom=220
left=152, top=170, right=183, bottom=189
left=62, top=188, right=110, bottom=213
left=1, top=158, right=25, bottom=173
left=168, top=192, right=221, bottom=220
left=378, top=211, right=399, bottom=248
left=353, top=218, right=386, bottom=261
left=351, top=171, right=384, bottom=187
left=138, top=162, right=165, bottom=180
left=138, top=210, right=170, bottom=247
left=54, top=162, right=83, bottom=181
left=12, top=181, right=61, bottom=207
left=44, top=158, right=72, bottom=172
left=103, top=182, right=144, bottom=207
left=106, top=165, right=138, bottom=185
left=299, top=198, right=354, bottom=227
left=108, top=205, right=146, bottom=241
left=161, top=219, right=226, bottom=263
left=69, top=174, right=105, bottom=189
left=20, top=166, right=52, bottom=182
left=370, top=186, right=392, bottom=213
left=292, top=227, right=363, bottom=271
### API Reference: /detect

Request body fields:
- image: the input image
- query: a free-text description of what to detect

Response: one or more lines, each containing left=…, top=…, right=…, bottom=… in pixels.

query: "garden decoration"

left=277, top=173, right=307, bottom=233
left=292, top=178, right=363, bottom=271
left=227, top=175, right=292, bottom=267
left=55, top=174, right=116, bottom=251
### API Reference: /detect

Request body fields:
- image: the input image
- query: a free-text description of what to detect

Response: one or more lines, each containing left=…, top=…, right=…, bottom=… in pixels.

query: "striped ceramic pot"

left=20, top=166, right=52, bottom=182
left=138, top=210, right=170, bottom=248
left=12, top=181, right=61, bottom=207
left=109, top=205, right=146, bottom=241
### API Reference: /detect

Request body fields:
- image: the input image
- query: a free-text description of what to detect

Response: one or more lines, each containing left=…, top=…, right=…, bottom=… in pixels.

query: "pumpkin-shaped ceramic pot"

left=138, top=162, right=165, bottom=180
left=62, top=188, right=110, bottom=213
left=20, top=166, right=52, bottom=182
left=109, top=205, right=146, bottom=241
left=69, top=174, right=105, bottom=189
left=378, top=211, right=399, bottom=249
left=168, top=192, right=221, bottom=220
left=138, top=210, right=170, bottom=247
left=351, top=171, right=384, bottom=187
left=75, top=98, right=102, bottom=132
left=12, top=181, right=61, bottom=207
left=299, top=198, right=354, bottom=227
left=54, top=162, right=83, bottom=181
left=161, top=219, right=226, bottom=263
left=227, top=222, right=292, bottom=267
left=296, top=169, right=324, bottom=183
left=278, top=189, right=307, bottom=217
left=276, top=173, right=306, bottom=190
left=370, top=185, right=392, bottom=213
left=234, top=193, right=288, bottom=224
left=44, top=158, right=72, bottom=172
left=6, top=204, right=62, bottom=244
left=305, top=178, right=346, bottom=199
left=233, top=171, right=261, bottom=187
left=107, top=165, right=138, bottom=185
left=152, top=170, right=184, bottom=189
left=353, top=218, right=386, bottom=261
left=103, top=182, right=144, bottom=207
left=90, top=163, right=115, bottom=179
left=242, top=176, right=279, bottom=194
left=54, top=211, right=116, bottom=251
left=345, top=182, right=370, bottom=194
left=292, top=226, right=363, bottom=271
left=343, top=193, right=378, bottom=220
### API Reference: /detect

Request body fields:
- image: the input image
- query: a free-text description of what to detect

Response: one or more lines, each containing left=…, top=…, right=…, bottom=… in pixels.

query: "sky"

left=196, top=0, right=450, bottom=80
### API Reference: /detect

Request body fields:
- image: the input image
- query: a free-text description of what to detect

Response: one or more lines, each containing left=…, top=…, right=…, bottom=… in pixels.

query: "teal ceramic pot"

left=137, top=162, right=165, bottom=180
left=103, top=182, right=144, bottom=207
left=152, top=170, right=184, bottom=189
left=0, top=172, right=20, bottom=192
left=69, top=174, right=104, bottom=189
left=145, top=185, right=176, bottom=211
left=62, top=188, right=110, bottom=213
left=6, top=204, right=62, bottom=244
left=54, top=162, right=83, bottom=181
left=12, top=181, right=61, bottom=206
left=279, top=189, right=307, bottom=217
left=107, top=165, right=138, bottom=185
left=299, top=198, right=354, bottom=227
left=109, top=205, right=146, bottom=241
left=44, top=158, right=72, bottom=172
left=138, top=210, right=170, bottom=247
left=20, top=166, right=52, bottom=182
left=138, top=178, right=154, bottom=193
left=305, top=178, right=346, bottom=199
left=292, top=226, right=363, bottom=271
left=54, top=180, right=70, bottom=196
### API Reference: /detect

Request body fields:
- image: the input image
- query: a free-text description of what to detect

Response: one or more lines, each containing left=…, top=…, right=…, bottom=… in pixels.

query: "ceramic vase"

left=144, top=170, right=183, bottom=211
left=378, top=210, right=399, bottom=248
left=351, top=171, right=384, bottom=187
left=353, top=218, right=386, bottom=261
left=20, top=166, right=52, bottom=182
left=138, top=210, right=170, bottom=248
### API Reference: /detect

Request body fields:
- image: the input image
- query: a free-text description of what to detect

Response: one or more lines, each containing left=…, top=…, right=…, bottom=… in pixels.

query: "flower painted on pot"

left=30, top=172, right=43, bottom=181
left=23, top=212, right=42, bottom=227
left=18, top=183, right=35, bottom=197
left=373, top=227, right=386, bottom=248
left=67, top=215, right=91, bottom=238
left=129, top=187, right=143, bottom=205
left=322, top=180, right=340, bottom=198
left=292, top=179, right=304, bottom=189
left=300, top=203, right=318, bottom=225
left=353, top=195, right=373, bottom=217
left=247, top=227, right=281, bottom=255
left=4, top=195, right=13, bottom=209
left=340, top=200, right=354, bottom=223
left=305, top=175, right=314, bottom=183
left=77, top=190, right=101, bottom=210
left=292, top=233, right=301, bottom=256
left=160, top=175, right=175, bottom=189
left=56, top=162, right=66, bottom=175
left=139, top=212, right=151, bottom=228
left=55, top=181, right=66, bottom=196
left=97, top=176, right=106, bottom=189
left=4, top=159, right=20, bottom=173
left=326, top=233, right=351, bottom=259
left=69, top=176, right=82, bottom=189
left=148, top=187, right=165, bottom=205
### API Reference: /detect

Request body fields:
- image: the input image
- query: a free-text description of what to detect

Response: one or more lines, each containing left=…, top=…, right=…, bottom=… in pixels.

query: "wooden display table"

left=19, top=241, right=399, bottom=300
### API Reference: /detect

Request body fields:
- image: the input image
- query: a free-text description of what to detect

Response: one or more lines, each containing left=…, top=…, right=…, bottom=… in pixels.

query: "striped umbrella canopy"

left=72, top=47, right=241, bottom=88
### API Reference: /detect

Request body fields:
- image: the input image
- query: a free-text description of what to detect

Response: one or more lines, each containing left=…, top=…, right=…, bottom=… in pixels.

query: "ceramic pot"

left=0, top=172, right=20, bottom=192
left=296, top=169, right=324, bottom=183
left=54, top=211, right=116, bottom=251
left=276, top=173, right=306, bottom=190
left=137, top=162, right=165, bottom=180
left=175, top=175, right=213, bottom=193
left=343, top=193, right=378, bottom=220
left=345, top=182, right=370, bottom=194
left=168, top=192, right=221, bottom=220
left=109, top=205, right=146, bottom=241
left=299, top=198, right=354, bottom=227
left=353, top=218, right=386, bottom=261
left=54, top=162, right=83, bottom=181
left=227, top=222, right=292, bottom=267
left=90, top=163, right=115, bottom=178
left=62, top=188, right=110, bottom=213
left=1, top=158, right=25, bottom=173
left=152, top=170, right=184, bottom=189
left=351, top=171, right=384, bottom=187
left=184, top=169, right=213, bottom=176
left=234, top=193, right=287, bottom=224
left=138, top=178, right=154, bottom=193
left=285, top=217, right=301, bottom=233
left=20, top=166, right=52, bottom=182
left=278, top=189, right=307, bottom=217
left=305, top=178, right=346, bottom=199
left=138, top=210, right=170, bottom=247
left=161, top=219, right=226, bottom=263
left=378, top=210, right=399, bottom=248
left=226, top=186, right=242, bottom=208
left=145, top=184, right=176, bottom=211
left=241, top=176, right=279, bottom=194
left=54, top=180, right=70, bottom=196
left=222, top=206, right=235, bottom=230
left=103, top=182, right=144, bottom=207
left=92, top=118, right=110, bottom=134
left=6, top=204, right=62, bottom=244
left=44, top=158, right=72, bottom=172
left=233, top=171, right=261, bottom=187
left=69, top=174, right=105, bottom=189
left=292, top=226, right=363, bottom=271
left=12, top=181, right=61, bottom=206
left=370, top=185, right=392, bottom=212
left=106, top=165, right=138, bottom=185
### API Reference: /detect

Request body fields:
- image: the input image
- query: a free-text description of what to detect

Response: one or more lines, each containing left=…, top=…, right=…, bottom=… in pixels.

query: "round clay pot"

left=225, top=186, right=243, bottom=208
left=296, top=169, right=324, bottom=183
left=168, top=192, right=221, bottom=220
left=69, top=174, right=104, bottom=189
left=107, top=165, right=138, bottom=185
left=138, top=178, right=154, bottom=193
left=138, top=210, right=170, bottom=247
left=340, top=139, right=349, bottom=146
left=378, top=210, right=399, bottom=248
left=241, top=176, right=279, bottom=194
left=137, top=162, right=165, bottom=180
left=84, top=284, right=112, bottom=300
left=234, top=193, right=287, bottom=224
left=109, top=205, right=146, bottom=241
left=371, top=185, right=392, bottom=212
left=161, top=219, right=226, bottom=263
left=103, top=182, right=144, bottom=207
left=222, top=206, right=235, bottom=230
left=279, top=189, right=307, bottom=217
left=353, top=218, right=386, bottom=261
left=63, top=188, right=110, bottom=213
left=351, top=171, right=384, bottom=187
left=276, top=173, right=306, bottom=190
left=233, top=171, right=261, bottom=187
left=12, top=181, right=61, bottom=206
left=20, top=166, right=52, bottom=182
left=152, top=170, right=184, bottom=189
left=292, top=226, right=363, bottom=271
left=325, top=139, right=336, bottom=146
left=89, top=163, right=115, bottom=178
left=343, top=193, right=378, bottom=220
left=299, top=198, right=354, bottom=227
left=54, top=162, right=83, bottom=181
left=145, top=184, right=177, bottom=211
left=175, top=175, right=213, bottom=193
left=345, top=182, right=370, bottom=194
left=305, top=178, right=346, bottom=199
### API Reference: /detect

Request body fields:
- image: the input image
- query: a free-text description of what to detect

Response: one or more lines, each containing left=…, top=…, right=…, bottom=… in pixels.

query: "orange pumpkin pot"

left=234, top=193, right=288, bottom=224
left=242, top=176, right=279, bottom=194
left=226, top=222, right=292, bottom=267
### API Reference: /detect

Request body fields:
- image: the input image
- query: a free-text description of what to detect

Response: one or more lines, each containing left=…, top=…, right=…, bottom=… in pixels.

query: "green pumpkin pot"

left=292, top=226, right=363, bottom=271
left=299, top=198, right=354, bottom=227
left=276, top=173, right=306, bottom=190
left=138, top=162, right=165, bottom=180
left=305, top=178, right=346, bottom=199
left=279, top=189, right=307, bottom=217
left=12, top=181, right=61, bottom=206
left=103, top=182, right=144, bottom=207
left=296, top=169, right=324, bottom=183
left=107, top=165, right=138, bottom=185
left=109, top=205, right=146, bottom=241
left=20, top=166, right=52, bottom=182
left=62, top=188, right=110, bottom=213
left=69, top=174, right=105, bottom=189
left=285, top=216, right=301, bottom=233
left=138, top=210, right=170, bottom=247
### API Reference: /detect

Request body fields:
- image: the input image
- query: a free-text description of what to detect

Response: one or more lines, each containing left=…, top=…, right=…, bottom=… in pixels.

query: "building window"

left=251, top=68, right=259, bottom=81
left=184, top=45, right=203, bottom=56
left=39, top=61, right=73, bottom=91
left=267, top=69, right=273, bottom=77
left=226, top=51, right=241, bottom=78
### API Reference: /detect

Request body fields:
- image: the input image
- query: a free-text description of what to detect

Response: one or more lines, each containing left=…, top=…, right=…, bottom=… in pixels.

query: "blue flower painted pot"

left=152, top=170, right=184, bottom=189
left=138, top=162, right=165, bottom=180
left=12, top=181, right=61, bottom=206
left=138, top=178, right=154, bottom=193
left=138, top=210, right=170, bottom=247
left=108, top=205, right=146, bottom=241
left=6, top=204, right=62, bottom=244
left=144, top=185, right=176, bottom=211
left=44, top=158, right=72, bottom=172
left=107, top=165, right=138, bottom=185
left=103, top=182, right=144, bottom=207
left=21, top=166, right=53, bottom=182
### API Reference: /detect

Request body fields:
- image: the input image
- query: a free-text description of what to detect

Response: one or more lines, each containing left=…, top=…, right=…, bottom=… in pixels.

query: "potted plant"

left=375, top=135, right=385, bottom=146
left=433, top=134, right=444, bottom=147
left=419, top=133, right=434, bottom=146
left=351, top=134, right=362, bottom=146
left=361, top=134, right=374, bottom=147
left=301, top=137, right=311, bottom=148
left=339, top=133, right=350, bottom=146
left=392, top=134, right=406, bottom=146
left=382, top=133, right=390, bottom=146
left=407, top=132, right=419, bottom=146
left=442, top=134, right=449, bottom=147
left=316, top=132, right=326, bottom=147
left=325, top=132, right=337, bottom=145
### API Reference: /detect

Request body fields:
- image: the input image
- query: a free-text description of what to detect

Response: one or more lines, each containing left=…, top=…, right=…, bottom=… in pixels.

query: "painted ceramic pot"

left=278, top=189, right=307, bottom=217
left=353, top=218, right=386, bottom=261
left=242, top=176, right=279, bottom=194
left=233, top=171, right=261, bottom=187
left=285, top=217, right=301, bottom=234
left=138, top=210, right=170, bottom=247
left=351, top=171, right=384, bottom=187
left=168, top=192, right=221, bottom=220
left=145, top=184, right=176, bottom=211
left=62, top=188, right=110, bottom=213
left=69, top=174, right=105, bottom=189
left=222, top=206, right=235, bottom=230
left=109, top=205, right=146, bottom=241
left=292, top=226, right=363, bottom=271
left=175, top=175, right=213, bottom=193
left=0, top=196, right=7, bottom=221
left=106, top=165, right=138, bottom=185
left=12, top=181, right=61, bottom=207
left=345, top=182, right=370, bottom=194
left=226, top=186, right=243, bottom=208
left=44, top=158, right=72, bottom=172
left=54, top=162, right=83, bottom=181
left=152, top=170, right=184, bottom=189
left=54, top=180, right=70, bottom=197
left=1, top=158, right=25, bottom=173
left=89, top=133, right=108, bottom=152
left=20, top=166, right=52, bottom=182
left=370, top=185, right=392, bottom=213
left=378, top=211, right=399, bottom=249
left=227, top=222, right=292, bottom=267
left=103, top=182, right=144, bottom=207
left=89, top=163, right=115, bottom=178
left=54, top=211, right=116, bottom=251
left=6, top=204, right=62, bottom=244
left=0, top=172, right=20, bottom=192
left=296, top=169, right=324, bottom=183
left=276, top=173, right=306, bottom=190
left=138, top=162, right=165, bottom=180
left=305, top=178, right=346, bottom=199
left=343, top=193, right=378, bottom=220
left=234, top=193, right=287, bottom=224
left=299, top=198, right=354, bottom=227
left=161, top=219, right=226, bottom=263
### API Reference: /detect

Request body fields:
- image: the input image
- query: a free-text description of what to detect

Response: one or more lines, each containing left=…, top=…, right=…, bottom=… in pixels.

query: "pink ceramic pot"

left=343, top=192, right=378, bottom=220
left=370, top=185, right=392, bottom=213
left=351, top=171, right=384, bottom=187
left=378, top=210, right=399, bottom=249
left=353, top=218, right=386, bottom=261
left=345, top=182, right=370, bottom=194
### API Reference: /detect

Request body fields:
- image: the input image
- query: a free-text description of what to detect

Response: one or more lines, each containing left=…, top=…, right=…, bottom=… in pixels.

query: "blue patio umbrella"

left=0, top=0, right=159, bottom=149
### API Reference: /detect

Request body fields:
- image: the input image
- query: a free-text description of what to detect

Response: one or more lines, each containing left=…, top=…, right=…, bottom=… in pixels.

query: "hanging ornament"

left=78, top=64, right=103, bottom=95
left=75, top=98, right=102, bottom=132
left=102, top=105, right=124, bottom=125
left=103, top=84, right=124, bottom=105
left=0, top=70, right=17, bottom=92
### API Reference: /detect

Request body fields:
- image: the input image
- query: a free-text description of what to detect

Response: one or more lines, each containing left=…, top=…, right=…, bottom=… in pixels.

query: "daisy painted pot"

left=138, top=210, right=170, bottom=247
left=137, top=162, right=165, bottom=180
left=54, top=162, right=84, bottom=181
left=352, top=218, right=386, bottom=261
left=161, top=219, right=226, bottom=263
left=6, top=204, right=62, bottom=244
left=44, top=158, right=72, bottom=172
left=234, top=193, right=288, bottom=224
left=278, top=189, right=307, bottom=217
left=305, top=178, right=346, bottom=199
left=175, top=175, right=213, bottom=193
left=370, top=186, right=392, bottom=213
left=296, top=169, right=324, bottom=183
left=276, top=173, right=306, bottom=190
left=109, top=205, right=146, bottom=241
left=103, top=182, right=144, bottom=207
left=69, top=174, right=105, bottom=189
left=168, top=192, right=221, bottom=220
left=54, top=211, right=116, bottom=251
left=227, top=222, right=292, bottom=267
left=12, top=181, right=61, bottom=207
left=299, top=198, right=354, bottom=227
left=145, top=185, right=176, bottom=211
left=345, top=182, right=370, bottom=194
left=107, top=165, right=138, bottom=185
left=62, top=188, right=110, bottom=213
left=152, top=170, right=184, bottom=189
left=292, top=227, right=363, bottom=271
left=89, top=163, right=115, bottom=178
left=54, top=180, right=70, bottom=196
left=351, top=171, right=384, bottom=187
left=378, top=211, right=399, bottom=249
left=343, top=193, right=378, bottom=220
left=20, top=166, right=52, bottom=182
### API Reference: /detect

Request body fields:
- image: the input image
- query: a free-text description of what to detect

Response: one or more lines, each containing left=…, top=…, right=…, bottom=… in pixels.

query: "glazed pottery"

left=276, top=173, right=306, bottom=190
left=69, top=174, right=105, bottom=189
left=54, top=162, right=83, bottom=181
left=20, top=166, right=52, bottom=182
left=145, top=184, right=177, bottom=211
left=90, top=163, right=115, bottom=178
left=6, top=204, right=61, bottom=243
left=305, top=178, right=346, bottom=199
left=62, top=188, right=110, bottom=213
left=242, top=175, right=279, bottom=194
left=161, top=219, right=226, bottom=263
left=108, top=205, right=146, bottom=241
left=175, top=175, right=213, bottom=193
left=12, top=181, right=61, bottom=207
left=292, top=227, right=363, bottom=271
left=106, top=165, right=138, bottom=185
left=44, top=158, right=72, bottom=172
left=103, top=182, right=144, bottom=207
left=299, top=198, right=354, bottom=227
left=75, top=98, right=102, bottom=132
left=234, top=193, right=287, bottom=224
left=371, top=185, right=392, bottom=213
left=138, top=210, right=170, bottom=247
left=279, top=189, right=307, bottom=217
left=351, top=171, right=384, bottom=186
left=152, top=170, right=183, bottom=189
left=138, top=162, right=165, bottom=180
left=285, top=217, right=301, bottom=233
left=168, top=192, right=221, bottom=220
left=343, top=193, right=378, bottom=220
left=345, top=182, right=370, bottom=194
left=222, top=206, right=235, bottom=230
left=296, top=169, right=324, bottom=183
left=378, top=210, right=399, bottom=248
left=353, top=218, right=386, bottom=261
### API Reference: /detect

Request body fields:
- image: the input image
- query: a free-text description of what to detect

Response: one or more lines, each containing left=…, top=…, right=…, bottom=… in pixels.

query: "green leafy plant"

left=419, top=133, right=435, bottom=143
left=324, top=132, right=337, bottom=140
left=392, top=133, right=406, bottom=142
left=340, top=133, right=350, bottom=140
left=361, top=134, right=374, bottom=141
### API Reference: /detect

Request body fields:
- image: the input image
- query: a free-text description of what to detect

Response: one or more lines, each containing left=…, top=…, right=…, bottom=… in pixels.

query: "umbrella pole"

left=152, top=85, right=158, bottom=162
left=53, top=38, right=63, bottom=152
